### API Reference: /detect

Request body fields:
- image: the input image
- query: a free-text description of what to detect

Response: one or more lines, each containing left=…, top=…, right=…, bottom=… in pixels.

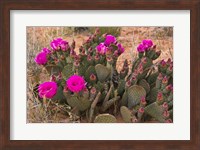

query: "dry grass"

left=27, top=27, right=173, bottom=123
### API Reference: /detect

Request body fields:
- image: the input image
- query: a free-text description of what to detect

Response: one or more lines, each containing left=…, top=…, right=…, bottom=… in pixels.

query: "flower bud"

left=137, top=107, right=144, bottom=120
left=162, top=102, right=168, bottom=111
left=162, top=76, right=168, bottom=84
left=141, top=57, right=147, bottom=64
left=125, top=80, right=132, bottom=88
left=156, top=92, right=164, bottom=105
left=113, top=50, right=119, bottom=57
left=165, top=119, right=172, bottom=123
left=138, top=107, right=144, bottom=113
left=163, top=110, right=170, bottom=119
left=140, top=96, right=147, bottom=107
left=132, top=117, right=138, bottom=123
left=50, top=75, right=56, bottom=82
left=106, top=56, right=113, bottom=64
left=88, top=47, right=93, bottom=53
left=60, top=55, right=65, bottom=60
left=74, top=62, right=79, bottom=68
left=89, top=87, right=97, bottom=101
left=90, top=73, right=96, bottom=81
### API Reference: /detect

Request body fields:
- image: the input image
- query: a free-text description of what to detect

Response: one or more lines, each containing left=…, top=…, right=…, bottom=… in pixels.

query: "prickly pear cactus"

left=127, top=85, right=146, bottom=108
left=34, top=28, right=173, bottom=123
left=120, top=106, right=134, bottom=123
left=94, top=114, right=117, bottom=123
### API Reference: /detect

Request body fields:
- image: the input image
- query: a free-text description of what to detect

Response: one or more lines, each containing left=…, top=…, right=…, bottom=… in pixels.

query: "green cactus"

left=85, top=66, right=96, bottom=83
left=64, top=93, right=91, bottom=111
left=94, top=114, right=117, bottom=123
left=120, top=106, right=134, bottom=123
left=95, top=64, right=111, bottom=82
left=127, top=85, right=146, bottom=108
left=45, top=65, right=61, bottom=76
left=51, top=86, right=65, bottom=101
left=121, top=91, right=128, bottom=106
left=148, top=87, right=158, bottom=103
left=62, top=64, right=74, bottom=80
left=144, top=102, right=166, bottom=123
left=117, top=79, right=126, bottom=96
left=147, top=72, right=159, bottom=85
left=138, top=79, right=150, bottom=94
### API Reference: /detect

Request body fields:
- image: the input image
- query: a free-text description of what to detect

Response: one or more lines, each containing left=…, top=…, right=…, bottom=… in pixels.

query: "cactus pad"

left=138, top=79, right=150, bottom=94
left=62, top=64, right=74, bottom=80
left=85, top=66, right=96, bottom=83
left=127, top=85, right=146, bottom=108
left=121, top=91, right=128, bottom=106
left=94, top=114, right=117, bottom=123
left=120, top=106, right=133, bottom=123
left=144, top=102, right=165, bottom=123
left=95, top=64, right=111, bottom=82
left=147, top=72, right=159, bottom=84
left=52, top=86, right=65, bottom=101
left=117, top=79, right=126, bottom=96
left=66, top=95, right=91, bottom=111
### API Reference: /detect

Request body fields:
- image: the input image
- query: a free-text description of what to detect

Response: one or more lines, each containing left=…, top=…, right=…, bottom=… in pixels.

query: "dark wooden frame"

left=0, top=0, right=200, bottom=149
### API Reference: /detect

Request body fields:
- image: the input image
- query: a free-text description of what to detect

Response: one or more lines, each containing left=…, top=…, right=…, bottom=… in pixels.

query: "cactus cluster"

left=35, top=28, right=173, bottom=123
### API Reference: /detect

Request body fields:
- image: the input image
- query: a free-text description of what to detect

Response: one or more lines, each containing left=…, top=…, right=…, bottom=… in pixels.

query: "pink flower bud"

left=90, top=87, right=97, bottom=94
left=157, top=92, right=163, bottom=101
left=160, top=60, right=167, bottom=67
left=141, top=57, right=147, bottom=64
left=138, top=107, right=144, bottom=113
left=140, top=96, right=147, bottom=106
left=166, top=84, right=173, bottom=91
left=126, top=80, right=132, bottom=87
left=163, top=110, right=170, bottom=118
left=50, top=75, right=56, bottom=82
left=162, top=102, right=168, bottom=110
left=132, top=118, right=138, bottom=123
left=90, top=73, right=96, bottom=81
left=165, top=119, right=172, bottom=123
left=162, top=76, right=168, bottom=84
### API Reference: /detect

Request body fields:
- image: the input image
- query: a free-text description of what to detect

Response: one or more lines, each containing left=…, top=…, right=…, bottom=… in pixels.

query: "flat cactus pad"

left=94, top=114, right=117, bottom=123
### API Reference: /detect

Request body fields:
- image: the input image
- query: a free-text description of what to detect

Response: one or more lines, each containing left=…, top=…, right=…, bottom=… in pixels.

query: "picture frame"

left=0, top=0, right=200, bottom=149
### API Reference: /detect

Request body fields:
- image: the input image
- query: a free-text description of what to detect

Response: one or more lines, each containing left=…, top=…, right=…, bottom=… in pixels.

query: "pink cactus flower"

left=38, top=82, right=58, bottom=99
left=142, top=39, right=153, bottom=49
left=137, top=43, right=145, bottom=52
left=104, top=34, right=116, bottom=46
left=137, top=39, right=154, bottom=52
left=42, top=48, right=51, bottom=54
left=34, top=52, right=48, bottom=65
left=96, top=43, right=107, bottom=55
left=66, top=75, right=86, bottom=93
left=50, top=38, right=69, bottom=51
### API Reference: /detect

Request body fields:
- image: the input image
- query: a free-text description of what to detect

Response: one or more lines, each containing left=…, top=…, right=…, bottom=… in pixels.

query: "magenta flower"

left=104, top=35, right=116, bottom=46
left=137, top=39, right=154, bottom=52
left=42, top=48, right=51, bottom=54
left=137, top=43, right=145, bottom=52
left=96, top=42, right=107, bottom=55
left=142, top=39, right=153, bottom=49
left=34, top=52, right=48, bottom=65
left=66, top=75, right=86, bottom=93
left=38, top=82, right=58, bottom=99
left=50, top=38, right=69, bottom=51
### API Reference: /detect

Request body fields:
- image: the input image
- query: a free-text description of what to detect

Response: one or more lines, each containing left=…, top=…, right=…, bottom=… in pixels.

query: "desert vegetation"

left=27, top=27, right=173, bottom=123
